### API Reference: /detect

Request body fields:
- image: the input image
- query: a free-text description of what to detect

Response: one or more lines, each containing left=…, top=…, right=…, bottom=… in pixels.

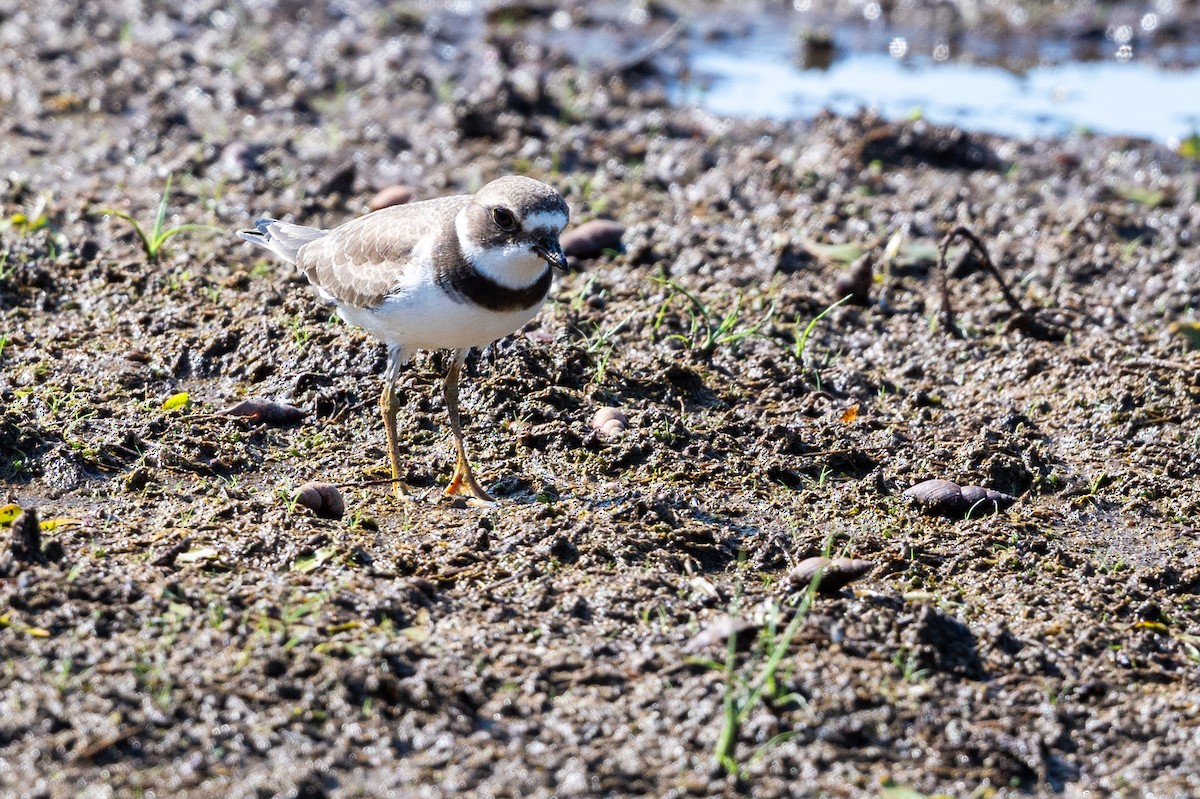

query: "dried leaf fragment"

left=1133, top=620, right=1170, bottom=636
left=161, top=392, right=190, bottom=411
left=0, top=503, right=21, bottom=526
left=176, top=547, right=220, bottom=563
left=38, top=518, right=81, bottom=532
left=293, top=546, right=338, bottom=573
left=401, top=607, right=432, bottom=642
left=1111, top=184, right=1167, bottom=208
left=1170, top=321, right=1200, bottom=351
left=801, top=238, right=865, bottom=264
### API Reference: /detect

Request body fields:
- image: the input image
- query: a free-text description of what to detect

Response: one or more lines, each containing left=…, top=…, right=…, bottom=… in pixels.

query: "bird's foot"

left=444, top=463, right=497, bottom=506
left=389, top=478, right=418, bottom=501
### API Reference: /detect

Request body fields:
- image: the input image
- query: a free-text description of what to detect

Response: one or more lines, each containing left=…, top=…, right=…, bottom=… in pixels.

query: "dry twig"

left=936, top=225, right=1066, bottom=340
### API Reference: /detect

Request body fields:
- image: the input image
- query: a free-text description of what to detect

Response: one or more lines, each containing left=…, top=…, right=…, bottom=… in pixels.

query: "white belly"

left=333, top=281, right=546, bottom=353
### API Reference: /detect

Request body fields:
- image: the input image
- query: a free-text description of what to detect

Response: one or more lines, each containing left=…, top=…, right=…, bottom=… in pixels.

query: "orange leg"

left=441, top=348, right=496, bottom=504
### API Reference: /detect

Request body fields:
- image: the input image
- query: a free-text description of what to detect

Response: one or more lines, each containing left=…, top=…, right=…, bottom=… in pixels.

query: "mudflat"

left=1, top=2, right=1198, bottom=797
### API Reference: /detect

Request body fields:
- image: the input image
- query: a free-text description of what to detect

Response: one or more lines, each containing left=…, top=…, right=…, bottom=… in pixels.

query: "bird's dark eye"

left=491, top=207, right=518, bottom=231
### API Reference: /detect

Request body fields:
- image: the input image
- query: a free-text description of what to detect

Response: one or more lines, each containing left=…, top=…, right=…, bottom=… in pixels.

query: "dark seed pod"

left=833, top=253, right=873, bottom=306
left=787, top=556, right=875, bottom=594
left=561, top=219, right=627, bottom=259
left=9, top=508, right=44, bottom=563
left=903, top=478, right=1017, bottom=518
left=151, top=537, right=193, bottom=568
left=220, top=398, right=306, bottom=425
left=293, top=482, right=345, bottom=520
left=318, top=160, right=356, bottom=197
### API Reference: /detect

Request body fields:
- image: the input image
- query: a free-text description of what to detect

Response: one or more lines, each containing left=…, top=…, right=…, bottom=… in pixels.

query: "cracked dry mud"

left=2, top=2, right=1199, bottom=798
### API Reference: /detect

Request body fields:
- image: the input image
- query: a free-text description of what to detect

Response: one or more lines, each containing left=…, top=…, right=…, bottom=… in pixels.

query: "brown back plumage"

left=297, top=194, right=472, bottom=309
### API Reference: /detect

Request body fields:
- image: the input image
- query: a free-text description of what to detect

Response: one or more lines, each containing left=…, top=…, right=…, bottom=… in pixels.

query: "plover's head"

left=456, top=176, right=570, bottom=289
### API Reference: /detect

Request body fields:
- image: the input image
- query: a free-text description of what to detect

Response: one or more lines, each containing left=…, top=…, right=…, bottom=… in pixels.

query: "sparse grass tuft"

left=892, top=648, right=931, bottom=683
left=651, top=276, right=773, bottom=356
left=792, top=295, right=851, bottom=364
left=575, top=310, right=635, bottom=385
left=93, top=175, right=223, bottom=262
left=283, top=314, right=315, bottom=350
left=278, top=486, right=301, bottom=514
left=692, top=576, right=821, bottom=778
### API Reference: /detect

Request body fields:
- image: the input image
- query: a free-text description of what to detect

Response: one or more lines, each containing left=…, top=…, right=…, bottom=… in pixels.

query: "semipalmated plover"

left=239, top=176, right=570, bottom=504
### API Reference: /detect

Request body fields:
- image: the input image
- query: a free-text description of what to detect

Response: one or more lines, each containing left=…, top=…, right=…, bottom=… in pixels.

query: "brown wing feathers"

left=297, top=195, right=471, bottom=309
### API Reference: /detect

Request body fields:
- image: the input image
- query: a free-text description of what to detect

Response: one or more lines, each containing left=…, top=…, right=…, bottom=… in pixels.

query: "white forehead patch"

left=523, top=209, right=569, bottom=234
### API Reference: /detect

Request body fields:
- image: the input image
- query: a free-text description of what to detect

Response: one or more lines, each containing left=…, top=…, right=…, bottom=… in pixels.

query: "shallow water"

left=674, top=23, right=1200, bottom=145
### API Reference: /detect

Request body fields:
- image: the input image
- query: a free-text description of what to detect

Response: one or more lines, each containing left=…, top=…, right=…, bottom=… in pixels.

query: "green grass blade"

left=714, top=621, right=743, bottom=775
left=151, top=223, right=225, bottom=252
left=92, top=208, right=150, bottom=254
left=152, top=174, right=174, bottom=243
left=795, top=294, right=852, bottom=362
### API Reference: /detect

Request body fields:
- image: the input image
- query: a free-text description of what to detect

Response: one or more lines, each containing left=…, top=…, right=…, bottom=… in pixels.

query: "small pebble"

left=591, top=407, right=629, bottom=438
left=293, top=482, right=345, bottom=520
left=561, top=219, right=626, bottom=259
left=220, top=398, right=306, bottom=425
left=369, top=184, right=417, bottom=211
left=903, top=478, right=1016, bottom=518
left=787, top=556, right=875, bottom=594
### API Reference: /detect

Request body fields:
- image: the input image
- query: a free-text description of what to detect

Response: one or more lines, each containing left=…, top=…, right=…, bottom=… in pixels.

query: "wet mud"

left=1, top=2, right=1199, bottom=797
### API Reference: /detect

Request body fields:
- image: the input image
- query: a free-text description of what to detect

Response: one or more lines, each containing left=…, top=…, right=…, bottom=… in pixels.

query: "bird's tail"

left=237, top=218, right=327, bottom=265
